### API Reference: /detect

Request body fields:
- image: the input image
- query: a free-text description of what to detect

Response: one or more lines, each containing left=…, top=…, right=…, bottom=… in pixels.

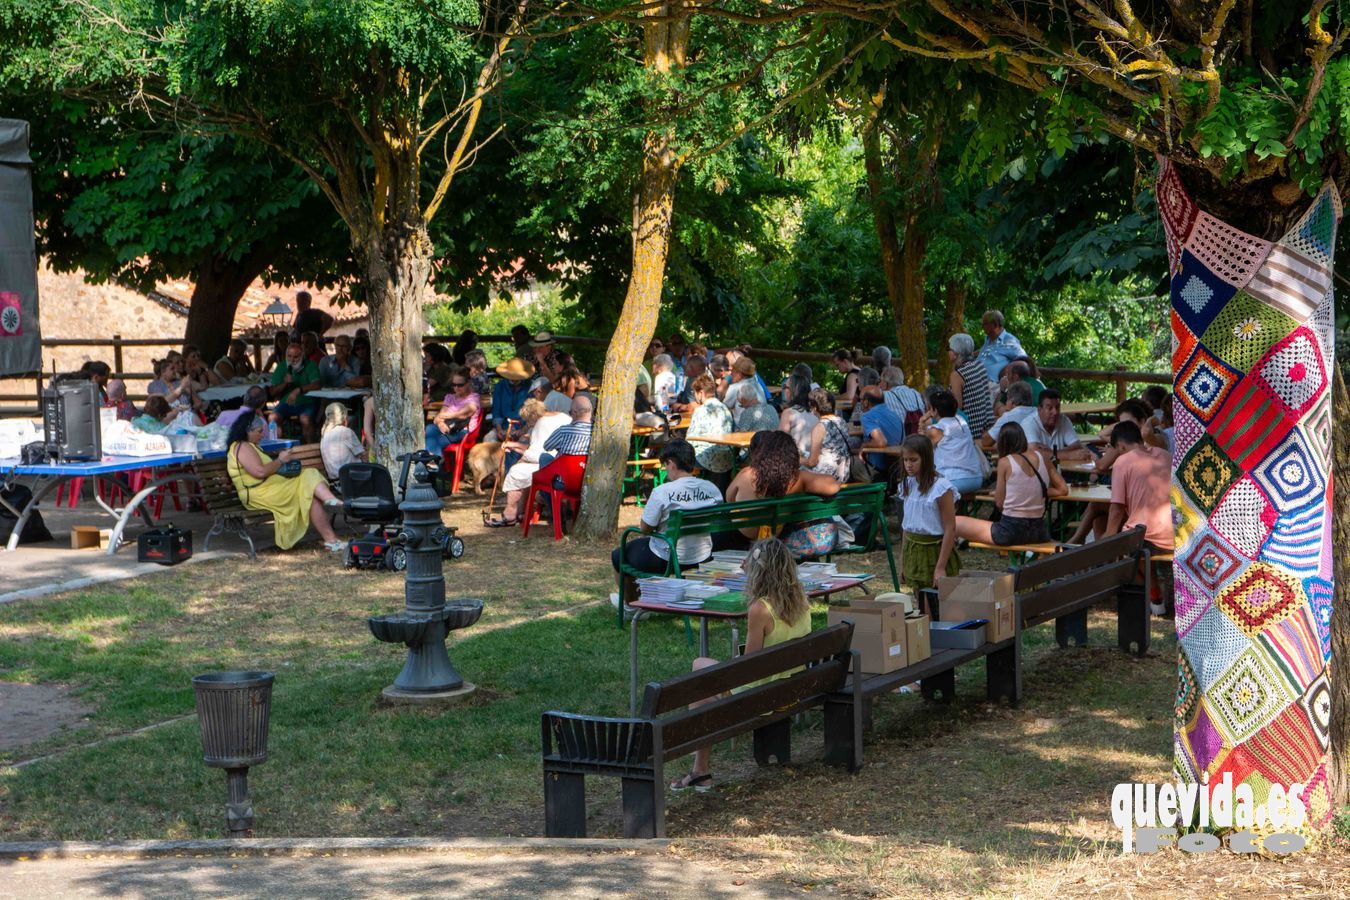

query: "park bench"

left=967, top=539, right=1066, bottom=565
left=542, top=622, right=857, bottom=839
left=1014, top=525, right=1148, bottom=657
left=616, top=483, right=898, bottom=625
left=823, top=528, right=1148, bottom=769
left=196, top=443, right=327, bottom=559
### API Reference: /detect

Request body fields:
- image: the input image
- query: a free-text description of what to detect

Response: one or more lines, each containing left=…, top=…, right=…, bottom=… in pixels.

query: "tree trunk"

left=574, top=136, right=679, bottom=540
left=361, top=217, right=432, bottom=473
left=184, top=248, right=271, bottom=362
left=1331, top=365, right=1350, bottom=806
left=935, top=282, right=967, bottom=386
left=574, top=1, right=686, bottom=541
left=863, top=117, right=940, bottom=389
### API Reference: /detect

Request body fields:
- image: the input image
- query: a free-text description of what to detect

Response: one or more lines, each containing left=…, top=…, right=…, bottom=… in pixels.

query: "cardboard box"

left=71, top=525, right=111, bottom=550
left=905, top=613, right=931, bottom=664
left=931, top=620, right=988, bottom=650
left=936, top=570, right=1016, bottom=642
left=828, top=600, right=909, bottom=674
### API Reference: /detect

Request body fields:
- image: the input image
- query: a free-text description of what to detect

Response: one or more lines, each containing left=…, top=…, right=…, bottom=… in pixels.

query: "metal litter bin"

left=192, top=671, right=274, bottom=835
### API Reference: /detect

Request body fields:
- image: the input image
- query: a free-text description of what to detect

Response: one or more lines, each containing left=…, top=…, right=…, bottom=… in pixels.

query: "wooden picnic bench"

left=196, top=443, right=327, bottom=559
left=542, top=622, right=856, bottom=838
left=616, top=483, right=898, bottom=626
left=824, top=528, right=1148, bottom=769
left=1014, top=525, right=1148, bottom=657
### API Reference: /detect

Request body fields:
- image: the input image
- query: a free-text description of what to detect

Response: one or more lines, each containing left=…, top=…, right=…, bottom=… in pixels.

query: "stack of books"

left=636, top=577, right=690, bottom=604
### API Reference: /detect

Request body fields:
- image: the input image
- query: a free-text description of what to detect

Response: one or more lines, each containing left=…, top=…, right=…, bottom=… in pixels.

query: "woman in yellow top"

left=669, top=538, right=812, bottom=793
left=225, top=414, right=344, bottom=551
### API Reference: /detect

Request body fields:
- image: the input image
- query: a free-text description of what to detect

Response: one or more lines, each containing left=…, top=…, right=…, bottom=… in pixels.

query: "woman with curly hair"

left=714, top=430, right=841, bottom=553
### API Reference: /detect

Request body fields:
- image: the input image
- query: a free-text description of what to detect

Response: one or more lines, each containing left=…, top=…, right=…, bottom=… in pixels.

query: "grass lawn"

left=1, top=495, right=1345, bottom=895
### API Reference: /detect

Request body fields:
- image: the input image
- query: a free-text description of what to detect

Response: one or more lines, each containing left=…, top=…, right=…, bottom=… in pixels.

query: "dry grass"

left=2, top=493, right=1346, bottom=893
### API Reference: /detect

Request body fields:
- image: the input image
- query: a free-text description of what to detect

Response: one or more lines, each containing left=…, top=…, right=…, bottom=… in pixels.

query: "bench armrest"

left=541, top=710, right=656, bottom=767
left=618, top=526, right=678, bottom=575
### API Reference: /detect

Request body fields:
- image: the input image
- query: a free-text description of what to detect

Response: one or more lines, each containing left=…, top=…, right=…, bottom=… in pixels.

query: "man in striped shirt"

left=540, top=393, right=594, bottom=465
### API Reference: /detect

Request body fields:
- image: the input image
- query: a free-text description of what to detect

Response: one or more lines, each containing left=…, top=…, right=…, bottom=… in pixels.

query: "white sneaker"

left=325, top=540, right=346, bottom=553
left=610, top=592, right=620, bottom=609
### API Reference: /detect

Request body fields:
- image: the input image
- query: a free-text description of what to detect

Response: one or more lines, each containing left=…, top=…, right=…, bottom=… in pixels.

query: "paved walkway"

left=0, top=846, right=798, bottom=899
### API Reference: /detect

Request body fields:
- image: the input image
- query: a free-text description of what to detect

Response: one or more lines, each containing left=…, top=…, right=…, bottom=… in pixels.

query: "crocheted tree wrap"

left=1161, top=158, right=1340, bottom=828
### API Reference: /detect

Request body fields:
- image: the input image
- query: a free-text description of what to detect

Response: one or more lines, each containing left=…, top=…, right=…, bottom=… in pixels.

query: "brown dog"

left=465, top=440, right=505, bottom=494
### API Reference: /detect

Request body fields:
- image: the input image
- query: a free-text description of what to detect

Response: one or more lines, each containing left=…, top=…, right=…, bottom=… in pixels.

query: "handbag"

left=277, top=459, right=302, bottom=478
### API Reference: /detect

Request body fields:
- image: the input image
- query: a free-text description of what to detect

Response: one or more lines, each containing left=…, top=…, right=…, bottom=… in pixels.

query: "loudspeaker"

left=42, top=378, right=101, bottom=462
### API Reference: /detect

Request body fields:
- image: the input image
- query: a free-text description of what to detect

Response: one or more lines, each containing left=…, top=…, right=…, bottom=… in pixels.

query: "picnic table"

left=196, top=383, right=256, bottom=403
left=0, top=439, right=293, bottom=555
left=1060, top=401, right=1116, bottom=421
left=628, top=574, right=873, bottom=713
left=975, top=483, right=1111, bottom=505
left=686, top=430, right=756, bottom=449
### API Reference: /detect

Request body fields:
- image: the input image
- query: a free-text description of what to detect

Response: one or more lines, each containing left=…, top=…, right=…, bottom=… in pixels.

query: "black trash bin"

left=192, top=671, right=274, bottom=835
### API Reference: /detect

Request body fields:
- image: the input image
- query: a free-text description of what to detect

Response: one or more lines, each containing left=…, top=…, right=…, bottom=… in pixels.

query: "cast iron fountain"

left=368, top=452, right=483, bottom=705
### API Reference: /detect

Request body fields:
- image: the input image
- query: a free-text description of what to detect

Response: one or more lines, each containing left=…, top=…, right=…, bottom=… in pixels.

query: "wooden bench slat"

left=1013, top=527, right=1143, bottom=591
left=1018, top=557, right=1140, bottom=626
left=641, top=622, right=853, bottom=716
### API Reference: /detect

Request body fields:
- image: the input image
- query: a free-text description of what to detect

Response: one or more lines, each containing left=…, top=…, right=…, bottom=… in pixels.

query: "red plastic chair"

left=522, top=454, right=587, bottom=540
left=440, top=412, right=483, bottom=494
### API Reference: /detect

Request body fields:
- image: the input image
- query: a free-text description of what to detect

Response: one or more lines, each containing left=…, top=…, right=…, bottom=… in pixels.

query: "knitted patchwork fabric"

left=1160, top=157, right=1338, bottom=814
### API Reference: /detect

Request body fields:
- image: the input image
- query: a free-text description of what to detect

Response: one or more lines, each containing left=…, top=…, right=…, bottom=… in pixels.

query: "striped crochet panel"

left=1159, top=157, right=1340, bottom=828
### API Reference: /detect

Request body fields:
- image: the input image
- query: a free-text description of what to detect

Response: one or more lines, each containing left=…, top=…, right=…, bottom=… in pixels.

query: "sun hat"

left=494, top=357, right=536, bottom=381
left=529, top=330, right=557, bottom=348
left=529, top=376, right=552, bottom=394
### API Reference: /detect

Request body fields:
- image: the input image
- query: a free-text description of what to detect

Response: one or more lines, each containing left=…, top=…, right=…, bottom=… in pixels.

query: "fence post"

left=1115, top=366, right=1127, bottom=404
left=253, top=334, right=263, bottom=372
left=112, top=334, right=124, bottom=376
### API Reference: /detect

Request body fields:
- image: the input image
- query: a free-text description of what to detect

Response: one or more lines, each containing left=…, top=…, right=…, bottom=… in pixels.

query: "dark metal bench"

left=823, top=594, right=1019, bottom=772
left=1015, top=526, right=1148, bottom=657
left=542, top=622, right=856, bottom=838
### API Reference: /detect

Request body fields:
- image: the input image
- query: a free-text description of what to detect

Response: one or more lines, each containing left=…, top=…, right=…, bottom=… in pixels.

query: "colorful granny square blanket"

left=1160, top=158, right=1339, bottom=828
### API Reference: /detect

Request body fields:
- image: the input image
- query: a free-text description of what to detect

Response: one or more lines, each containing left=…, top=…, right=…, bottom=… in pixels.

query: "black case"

left=138, top=525, right=193, bottom=565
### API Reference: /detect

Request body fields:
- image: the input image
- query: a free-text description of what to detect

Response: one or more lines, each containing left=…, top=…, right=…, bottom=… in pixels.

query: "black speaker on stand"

left=42, top=378, right=102, bottom=462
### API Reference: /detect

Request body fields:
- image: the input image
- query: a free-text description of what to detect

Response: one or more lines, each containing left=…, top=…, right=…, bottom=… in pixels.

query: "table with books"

left=628, top=551, right=874, bottom=713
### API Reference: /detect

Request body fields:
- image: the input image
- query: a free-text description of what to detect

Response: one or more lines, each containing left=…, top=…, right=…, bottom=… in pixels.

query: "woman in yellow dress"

left=225, top=414, right=344, bottom=551
left=669, top=538, right=814, bottom=792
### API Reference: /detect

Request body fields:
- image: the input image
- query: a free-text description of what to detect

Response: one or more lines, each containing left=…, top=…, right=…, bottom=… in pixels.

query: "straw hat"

left=529, top=330, right=557, bottom=348
left=494, top=357, right=536, bottom=381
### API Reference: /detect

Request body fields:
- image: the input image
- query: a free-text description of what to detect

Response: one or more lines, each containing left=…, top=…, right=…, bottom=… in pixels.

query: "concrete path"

left=0, top=846, right=798, bottom=899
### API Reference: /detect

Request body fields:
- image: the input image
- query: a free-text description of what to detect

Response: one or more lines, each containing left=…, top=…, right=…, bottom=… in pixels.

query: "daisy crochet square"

left=1251, top=428, right=1327, bottom=514
left=1186, top=210, right=1273, bottom=289
left=1172, top=251, right=1237, bottom=337
left=1207, top=647, right=1296, bottom=745
left=1176, top=346, right=1241, bottom=423
left=1260, top=504, right=1328, bottom=580
left=1297, top=674, right=1332, bottom=750
left=1210, top=476, right=1276, bottom=559
left=1200, top=291, right=1298, bottom=373
left=1177, top=435, right=1241, bottom=513
left=1245, top=244, right=1331, bottom=324
left=1216, top=562, right=1301, bottom=637
left=1178, top=528, right=1246, bottom=594
left=1250, top=326, right=1328, bottom=420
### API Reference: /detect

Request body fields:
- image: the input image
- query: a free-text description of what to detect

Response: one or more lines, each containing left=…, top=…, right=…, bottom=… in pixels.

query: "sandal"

left=484, top=517, right=518, bottom=528
left=669, top=772, right=713, bottom=793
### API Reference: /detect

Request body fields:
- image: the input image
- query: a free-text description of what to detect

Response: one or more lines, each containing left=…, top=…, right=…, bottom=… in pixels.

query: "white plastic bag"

left=103, top=420, right=173, bottom=457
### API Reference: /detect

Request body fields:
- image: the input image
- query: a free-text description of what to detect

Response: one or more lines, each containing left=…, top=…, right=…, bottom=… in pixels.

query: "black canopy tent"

left=0, top=118, right=40, bottom=377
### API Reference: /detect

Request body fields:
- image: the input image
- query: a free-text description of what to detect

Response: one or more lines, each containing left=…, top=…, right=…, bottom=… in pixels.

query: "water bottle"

left=267, top=421, right=278, bottom=442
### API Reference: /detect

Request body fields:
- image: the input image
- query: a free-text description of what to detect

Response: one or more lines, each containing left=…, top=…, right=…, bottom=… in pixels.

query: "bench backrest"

left=641, top=622, right=854, bottom=758
left=1014, top=526, right=1144, bottom=625
left=195, top=443, right=325, bottom=510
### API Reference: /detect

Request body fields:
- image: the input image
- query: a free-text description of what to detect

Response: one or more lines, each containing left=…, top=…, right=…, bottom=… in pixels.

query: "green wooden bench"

left=616, top=483, right=898, bottom=627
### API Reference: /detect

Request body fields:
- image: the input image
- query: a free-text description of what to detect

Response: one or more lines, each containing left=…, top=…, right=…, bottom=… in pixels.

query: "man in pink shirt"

left=1105, top=420, right=1173, bottom=553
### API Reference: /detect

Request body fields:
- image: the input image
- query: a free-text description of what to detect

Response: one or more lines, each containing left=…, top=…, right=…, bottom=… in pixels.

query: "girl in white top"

left=921, top=387, right=985, bottom=495
left=897, top=434, right=960, bottom=590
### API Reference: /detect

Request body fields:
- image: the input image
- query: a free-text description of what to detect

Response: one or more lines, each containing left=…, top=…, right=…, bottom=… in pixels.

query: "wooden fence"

left=0, top=332, right=1168, bottom=416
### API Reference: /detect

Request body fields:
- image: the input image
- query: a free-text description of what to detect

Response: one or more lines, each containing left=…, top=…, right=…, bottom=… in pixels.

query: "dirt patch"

left=0, top=682, right=94, bottom=752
